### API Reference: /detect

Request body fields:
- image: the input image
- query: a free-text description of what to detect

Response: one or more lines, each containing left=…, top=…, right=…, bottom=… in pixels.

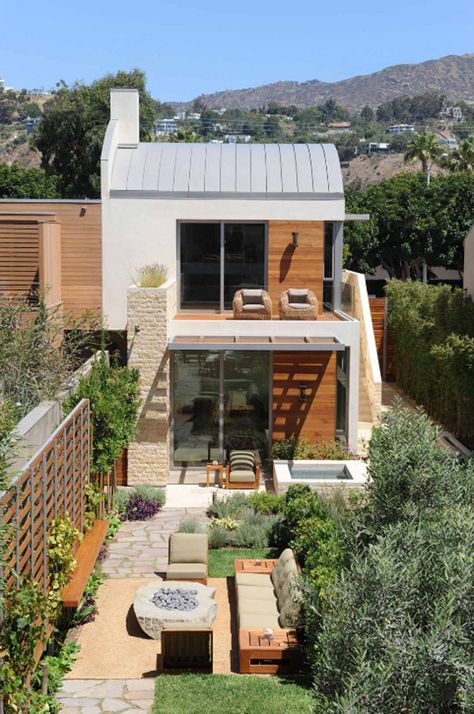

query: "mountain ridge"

left=174, top=53, right=474, bottom=112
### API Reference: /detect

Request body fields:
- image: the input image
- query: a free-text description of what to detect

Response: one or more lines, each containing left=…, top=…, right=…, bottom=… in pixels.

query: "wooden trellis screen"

left=0, top=399, right=90, bottom=592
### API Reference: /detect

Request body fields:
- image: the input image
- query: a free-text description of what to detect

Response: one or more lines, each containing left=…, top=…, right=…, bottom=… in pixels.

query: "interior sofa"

left=165, top=533, right=208, bottom=584
left=235, top=548, right=300, bottom=630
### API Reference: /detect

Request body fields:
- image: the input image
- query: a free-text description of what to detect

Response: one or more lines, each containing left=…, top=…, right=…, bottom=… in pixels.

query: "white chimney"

left=110, top=88, right=139, bottom=145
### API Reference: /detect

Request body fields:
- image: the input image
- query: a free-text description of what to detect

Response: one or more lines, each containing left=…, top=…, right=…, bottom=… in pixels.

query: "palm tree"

left=444, top=136, right=474, bottom=173
left=404, top=132, right=443, bottom=186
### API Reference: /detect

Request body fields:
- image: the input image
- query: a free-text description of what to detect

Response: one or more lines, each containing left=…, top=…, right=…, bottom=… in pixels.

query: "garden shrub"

left=0, top=296, right=99, bottom=420
left=72, top=570, right=104, bottom=625
left=249, top=491, right=285, bottom=514
left=366, top=401, right=474, bottom=533
left=281, top=484, right=327, bottom=542
left=205, top=494, right=285, bottom=549
left=0, top=578, right=58, bottom=713
left=32, top=642, right=79, bottom=695
left=207, top=492, right=252, bottom=520
left=131, top=484, right=166, bottom=507
left=112, top=486, right=166, bottom=522
left=124, top=494, right=162, bottom=521
left=300, top=404, right=474, bottom=713
left=310, top=507, right=474, bottom=713
left=135, top=263, right=167, bottom=288
left=47, top=514, right=81, bottom=612
left=113, top=488, right=130, bottom=514
left=207, top=525, right=230, bottom=549
left=386, top=280, right=474, bottom=447
left=64, top=353, right=140, bottom=480
left=178, top=517, right=205, bottom=533
left=272, top=438, right=355, bottom=461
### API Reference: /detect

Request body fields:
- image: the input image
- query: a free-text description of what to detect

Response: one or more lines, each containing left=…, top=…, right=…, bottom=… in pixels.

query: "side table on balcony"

left=206, top=463, right=224, bottom=488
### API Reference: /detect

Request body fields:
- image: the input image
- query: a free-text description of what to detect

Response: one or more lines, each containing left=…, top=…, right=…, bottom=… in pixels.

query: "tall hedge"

left=386, top=280, right=474, bottom=447
left=305, top=404, right=474, bottom=713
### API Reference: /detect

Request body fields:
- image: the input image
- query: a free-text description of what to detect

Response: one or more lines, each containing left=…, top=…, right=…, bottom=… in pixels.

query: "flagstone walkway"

left=101, top=507, right=209, bottom=579
left=56, top=678, right=155, bottom=714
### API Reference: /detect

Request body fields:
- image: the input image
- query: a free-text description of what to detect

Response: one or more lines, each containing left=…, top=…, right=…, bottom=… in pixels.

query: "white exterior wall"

left=102, top=196, right=345, bottom=330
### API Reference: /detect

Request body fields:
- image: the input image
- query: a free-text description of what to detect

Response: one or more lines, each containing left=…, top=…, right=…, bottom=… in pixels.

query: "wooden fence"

left=0, top=399, right=90, bottom=592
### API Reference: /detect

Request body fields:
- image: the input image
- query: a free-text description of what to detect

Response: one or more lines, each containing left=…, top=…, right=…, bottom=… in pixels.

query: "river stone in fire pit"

left=133, top=581, right=217, bottom=640
left=150, top=588, right=199, bottom=611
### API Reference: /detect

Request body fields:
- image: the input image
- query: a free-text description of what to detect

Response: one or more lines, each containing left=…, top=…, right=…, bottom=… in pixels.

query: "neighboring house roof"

left=109, top=142, right=343, bottom=200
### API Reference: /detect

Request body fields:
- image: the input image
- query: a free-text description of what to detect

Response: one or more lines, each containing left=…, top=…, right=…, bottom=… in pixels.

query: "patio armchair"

left=166, top=533, right=208, bottom=584
left=279, top=288, right=318, bottom=320
left=225, top=450, right=260, bottom=490
left=233, top=289, right=272, bottom=320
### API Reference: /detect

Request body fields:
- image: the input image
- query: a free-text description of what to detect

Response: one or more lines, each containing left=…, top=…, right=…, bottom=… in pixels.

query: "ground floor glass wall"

left=172, top=350, right=270, bottom=467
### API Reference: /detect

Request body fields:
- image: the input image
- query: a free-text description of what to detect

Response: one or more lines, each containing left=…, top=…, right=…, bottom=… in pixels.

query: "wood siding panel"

left=0, top=202, right=101, bottom=317
left=39, top=222, right=61, bottom=307
left=268, top=221, right=324, bottom=315
left=272, top=351, right=337, bottom=442
left=369, top=297, right=395, bottom=381
left=0, top=221, right=39, bottom=298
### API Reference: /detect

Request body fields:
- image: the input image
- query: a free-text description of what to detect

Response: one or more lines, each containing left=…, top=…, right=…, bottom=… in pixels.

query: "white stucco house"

left=100, top=89, right=378, bottom=485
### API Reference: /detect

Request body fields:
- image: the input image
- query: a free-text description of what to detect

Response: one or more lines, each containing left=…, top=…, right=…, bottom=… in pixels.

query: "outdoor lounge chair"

left=165, top=533, right=208, bottom=584
left=279, top=288, right=318, bottom=320
left=233, top=289, right=272, bottom=320
left=225, top=450, right=260, bottom=490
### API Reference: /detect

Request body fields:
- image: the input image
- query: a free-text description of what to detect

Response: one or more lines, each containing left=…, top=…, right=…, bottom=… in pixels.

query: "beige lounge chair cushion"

left=242, top=289, right=264, bottom=304
left=229, top=469, right=256, bottom=483
left=166, top=562, right=207, bottom=580
left=237, top=585, right=276, bottom=601
left=288, top=289, right=308, bottom=303
left=169, top=533, right=208, bottom=564
left=235, top=572, right=273, bottom=588
left=230, top=451, right=255, bottom=469
left=239, top=612, right=280, bottom=630
left=238, top=597, right=279, bottom=618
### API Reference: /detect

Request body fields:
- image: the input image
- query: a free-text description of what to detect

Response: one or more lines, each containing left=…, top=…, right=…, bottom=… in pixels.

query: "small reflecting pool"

left=273, top=459, right=368, bottom=495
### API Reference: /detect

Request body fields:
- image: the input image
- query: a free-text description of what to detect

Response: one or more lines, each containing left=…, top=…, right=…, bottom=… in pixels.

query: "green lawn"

left=208, top=548, right=279, bottom=578
left=153, top=674, right=312, bottom=714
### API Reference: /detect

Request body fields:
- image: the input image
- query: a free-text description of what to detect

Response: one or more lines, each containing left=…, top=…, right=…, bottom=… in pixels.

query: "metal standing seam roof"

left=109, top=142, right=343, bottom=200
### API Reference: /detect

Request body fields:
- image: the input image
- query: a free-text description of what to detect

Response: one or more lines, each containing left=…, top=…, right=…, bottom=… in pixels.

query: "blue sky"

left=1, top=0, right=473, bottom=101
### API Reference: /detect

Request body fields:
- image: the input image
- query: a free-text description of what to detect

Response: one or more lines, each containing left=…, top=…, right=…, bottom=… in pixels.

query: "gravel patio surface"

left=64, top=576, right=237, bottom=679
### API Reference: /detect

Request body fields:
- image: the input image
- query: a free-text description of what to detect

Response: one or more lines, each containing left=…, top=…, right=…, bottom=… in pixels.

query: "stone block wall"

left=127, top=280, right=176, bottom=485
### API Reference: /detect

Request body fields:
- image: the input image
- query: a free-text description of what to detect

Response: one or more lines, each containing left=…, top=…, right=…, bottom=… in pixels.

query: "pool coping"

left=273, top=459, right=368, bottom=493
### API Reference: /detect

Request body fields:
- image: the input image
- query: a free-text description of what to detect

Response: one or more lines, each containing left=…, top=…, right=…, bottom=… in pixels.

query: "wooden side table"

left=234, top=558, right=278, bottom=575
left=239, top=628, right=299, bottom=674
left=206, top=463, right=224, bottom=487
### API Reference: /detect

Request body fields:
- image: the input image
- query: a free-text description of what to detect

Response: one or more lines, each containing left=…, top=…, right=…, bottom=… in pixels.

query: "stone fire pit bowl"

left=133, top=581, right=217, bottom=640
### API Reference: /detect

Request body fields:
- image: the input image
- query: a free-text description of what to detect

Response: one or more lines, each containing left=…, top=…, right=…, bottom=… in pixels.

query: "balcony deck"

left=174, top=310, right=342, bottom=322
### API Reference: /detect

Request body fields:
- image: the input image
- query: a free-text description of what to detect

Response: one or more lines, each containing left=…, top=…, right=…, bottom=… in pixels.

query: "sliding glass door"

left=172, top=350, right=220, bottom=466
left=180, top=223, right=220, bottom=309
left=172, top=350, right=270, bottom=467
left=223, top=351, right=269, bottom=456
left=223, top=224, right=266, bottom=308
left=179, top=222, right=266, bottom=311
